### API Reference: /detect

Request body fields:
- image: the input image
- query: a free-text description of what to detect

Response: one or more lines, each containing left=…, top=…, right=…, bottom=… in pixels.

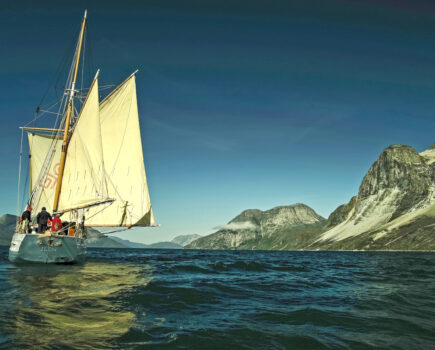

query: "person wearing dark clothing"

left=21, top=207, right=31, bottom=221
left=37, top=207, right=52, bottom=233
left=20, top=205, right=32, bottom=233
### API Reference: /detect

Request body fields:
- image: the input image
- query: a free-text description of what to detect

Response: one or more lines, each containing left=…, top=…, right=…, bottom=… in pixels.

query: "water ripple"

left=0, top=248, right=434, bottom=349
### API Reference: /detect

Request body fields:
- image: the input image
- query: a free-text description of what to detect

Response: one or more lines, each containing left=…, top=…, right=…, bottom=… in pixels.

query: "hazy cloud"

left=215, top=221, right=255, bottom=230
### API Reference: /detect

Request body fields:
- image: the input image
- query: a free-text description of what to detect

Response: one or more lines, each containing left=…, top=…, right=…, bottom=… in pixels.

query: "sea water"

left=0, top=246, right=433, bottom=349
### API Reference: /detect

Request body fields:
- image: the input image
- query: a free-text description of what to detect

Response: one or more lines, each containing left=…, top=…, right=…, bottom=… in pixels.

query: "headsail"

left=58, top=76, right=109, bottom=213
left=28, top=133, right=62, bottom=215
left=85, top=75, right=155, bottom=226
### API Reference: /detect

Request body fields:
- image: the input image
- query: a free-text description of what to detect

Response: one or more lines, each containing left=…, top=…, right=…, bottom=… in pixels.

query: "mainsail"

left=85, top=75, right=155, bottom=226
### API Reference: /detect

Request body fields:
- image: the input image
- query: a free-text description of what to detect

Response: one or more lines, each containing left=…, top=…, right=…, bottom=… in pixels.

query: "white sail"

left=10, top=12, right=159, bottom=266
left=85, top=75, right=155, bottom=226
left=28, top=133, right=62, bottom=215
left=58, top=76, right=108, bottom=212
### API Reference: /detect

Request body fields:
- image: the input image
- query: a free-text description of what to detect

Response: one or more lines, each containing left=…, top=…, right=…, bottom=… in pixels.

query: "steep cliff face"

left=313, top=144, right=435, bottom=250
left=358, top=145, right=434, bottom=219
left=186, top=204, right=325, bottom=250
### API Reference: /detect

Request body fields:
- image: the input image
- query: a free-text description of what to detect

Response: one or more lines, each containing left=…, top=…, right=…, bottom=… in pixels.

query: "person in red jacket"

left=51, top=214, right=62, bottom=233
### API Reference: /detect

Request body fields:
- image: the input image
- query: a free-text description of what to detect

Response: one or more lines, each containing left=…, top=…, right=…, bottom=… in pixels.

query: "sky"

left=1, top=0, right=435, bottom=244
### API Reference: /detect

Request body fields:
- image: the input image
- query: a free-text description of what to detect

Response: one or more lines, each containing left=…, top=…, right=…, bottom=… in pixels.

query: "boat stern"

left=8, top=232, right=86, bottom=264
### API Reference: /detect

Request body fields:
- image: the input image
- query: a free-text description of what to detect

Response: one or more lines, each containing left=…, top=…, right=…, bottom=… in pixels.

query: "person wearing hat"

left=36, top=207, right=52, bottom=233
left=20, top=205, right=32, bottom=233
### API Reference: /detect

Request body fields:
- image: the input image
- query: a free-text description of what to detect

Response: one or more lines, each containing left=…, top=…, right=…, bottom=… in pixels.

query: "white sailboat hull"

left=8, top=232, right=86, bottom=264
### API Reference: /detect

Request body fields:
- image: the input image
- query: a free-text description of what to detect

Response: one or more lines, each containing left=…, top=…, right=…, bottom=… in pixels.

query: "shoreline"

left=1, top=244, right=434, bottom=252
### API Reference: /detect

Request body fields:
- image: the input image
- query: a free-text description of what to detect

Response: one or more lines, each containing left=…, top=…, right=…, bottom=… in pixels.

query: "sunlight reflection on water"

left=5, top=262, right=152, bottom=349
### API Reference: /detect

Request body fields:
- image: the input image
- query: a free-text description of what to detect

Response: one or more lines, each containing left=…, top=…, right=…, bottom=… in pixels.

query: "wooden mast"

left=53, top=10, right=87, bottom=212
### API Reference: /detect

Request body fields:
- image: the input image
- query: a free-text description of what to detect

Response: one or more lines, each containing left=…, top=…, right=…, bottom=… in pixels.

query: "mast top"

left=52, top=9, right=88, bottom=212
left=84, top=9, right=87, bottom=19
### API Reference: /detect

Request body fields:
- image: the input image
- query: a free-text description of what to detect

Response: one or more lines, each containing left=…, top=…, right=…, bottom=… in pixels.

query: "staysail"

left=57, top=76, right=108, bottom=212
left=28, top=133, right=62, bottom=215
left=85, top=75, right=155, bottom=226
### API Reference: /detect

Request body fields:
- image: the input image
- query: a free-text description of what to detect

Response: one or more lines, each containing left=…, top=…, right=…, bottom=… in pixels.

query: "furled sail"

left=28, top=133, right=62, bottom=215
left=85, top=75, right=155, bottom=226
left=57, top=76, right=109, bottom=213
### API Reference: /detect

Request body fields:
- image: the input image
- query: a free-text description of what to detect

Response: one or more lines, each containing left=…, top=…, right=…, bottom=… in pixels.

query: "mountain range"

left=186, top=143, right=435, bottom=251
left=0, top=217, right=198, bottom=249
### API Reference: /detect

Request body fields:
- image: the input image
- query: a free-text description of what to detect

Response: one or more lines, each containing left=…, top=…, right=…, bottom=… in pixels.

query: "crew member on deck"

left=51, top=214, right=62, bottom=233
left=37, top=207, right=52, bottom=233
left=20, top=205, right=32, bottom=233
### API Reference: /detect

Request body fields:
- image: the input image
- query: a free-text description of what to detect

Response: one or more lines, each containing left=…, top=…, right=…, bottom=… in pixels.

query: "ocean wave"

left=0, top=247, right=434, bottom=350
left=211, top=260, right=269, bottom=272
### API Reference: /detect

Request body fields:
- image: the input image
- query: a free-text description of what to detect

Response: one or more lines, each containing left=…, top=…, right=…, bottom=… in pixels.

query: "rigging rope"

left=81, top=24, right=86, bottom=95
left=36, top=26, right=79, bottom=120
left=54, top=24, right=81, bottom=100
left=22, top=101, right=61, bottom=127
left=86, top=22, right=95, bottom=90
left=85, top=201, right=113, bottom=221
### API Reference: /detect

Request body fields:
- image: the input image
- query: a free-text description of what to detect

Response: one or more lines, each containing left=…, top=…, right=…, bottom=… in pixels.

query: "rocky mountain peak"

left=186, top=203, right=325, bottom=249
left=230, top=209, right=263, bottom=225
left=262, top=204, right=325, bottom=226
left=229, top=204, right=324, bottom=228
left=358, top=144, right=430, bottom=199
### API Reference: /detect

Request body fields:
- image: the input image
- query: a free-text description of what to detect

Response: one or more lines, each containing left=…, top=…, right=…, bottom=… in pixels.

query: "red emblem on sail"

left=40, top=162, right=60, bottom=189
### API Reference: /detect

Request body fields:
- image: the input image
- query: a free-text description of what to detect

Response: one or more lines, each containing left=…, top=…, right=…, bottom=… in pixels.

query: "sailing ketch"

left=9, top=10, right=156, bottom=264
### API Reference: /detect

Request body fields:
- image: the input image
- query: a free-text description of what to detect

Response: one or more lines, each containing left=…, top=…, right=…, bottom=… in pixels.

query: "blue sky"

left=1, top=1, right=435, bottom=243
